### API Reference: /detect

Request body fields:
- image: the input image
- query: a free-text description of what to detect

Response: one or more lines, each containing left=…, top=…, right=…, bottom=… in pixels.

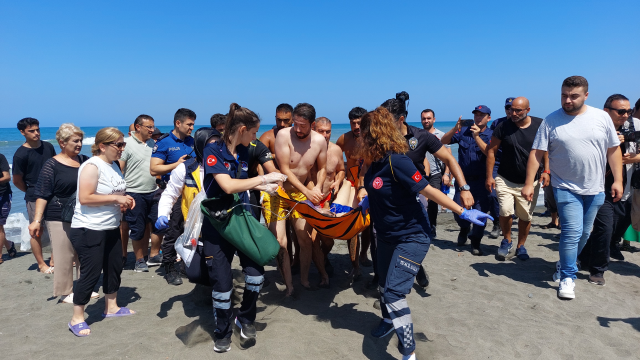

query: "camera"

left=620, top=129, right=640, bottom=142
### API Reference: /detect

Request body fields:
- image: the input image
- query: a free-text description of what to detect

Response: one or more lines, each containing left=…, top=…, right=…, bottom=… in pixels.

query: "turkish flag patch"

left=206, top=155, right=217, bottom=166
left=412, top=170, right=422, bottom=183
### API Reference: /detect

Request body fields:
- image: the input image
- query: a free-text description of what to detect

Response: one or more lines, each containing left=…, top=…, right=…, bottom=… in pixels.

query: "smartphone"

left=460, top=119, right=475, bottom=127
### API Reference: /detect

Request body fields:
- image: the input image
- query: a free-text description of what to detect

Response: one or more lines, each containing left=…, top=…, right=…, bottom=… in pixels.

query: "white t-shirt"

left=71, top=156, right=127, bottom=230
left=158, top=162, right=204, bottom=218
left=532, top=105, right=620, bottom=195
left=425, top=128, right=449, bottom=176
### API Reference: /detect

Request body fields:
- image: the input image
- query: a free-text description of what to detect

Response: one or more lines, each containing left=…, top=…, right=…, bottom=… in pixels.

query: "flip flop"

left=43, top=266, right=54, bottom=274
left=102, top=307, right=135, bottom=318
left=68, top=322, right=91, bottom=337
left=540, top=222, right=558, bottom=229
left=7, top=242, right=17, bottom=258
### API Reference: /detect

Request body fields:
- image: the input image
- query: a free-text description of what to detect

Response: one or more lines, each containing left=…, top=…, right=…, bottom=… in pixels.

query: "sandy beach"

left=1, top=207, right=640, bottom=360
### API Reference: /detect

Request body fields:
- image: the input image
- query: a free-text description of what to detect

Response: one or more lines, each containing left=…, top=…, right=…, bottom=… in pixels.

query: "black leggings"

left=70, top=227, right=123, bottom=306
left=162, top=197, right=184, bottom=265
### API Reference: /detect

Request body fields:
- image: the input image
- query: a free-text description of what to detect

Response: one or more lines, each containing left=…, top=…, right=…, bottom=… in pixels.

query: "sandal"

left=102, top=307, right=136, bottom=318
left=68, top=321, right=91, bottom=337
left=43, top=266, right=55, bottom=274
left=541, top=222, right=559, bottom=229
left=7, top=242, right=17, bottom=258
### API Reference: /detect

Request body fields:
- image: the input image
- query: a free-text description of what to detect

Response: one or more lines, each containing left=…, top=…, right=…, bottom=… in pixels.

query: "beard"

left=562, top=102, right=584, bottom=114
left=296, top=131, right=310, bottom=140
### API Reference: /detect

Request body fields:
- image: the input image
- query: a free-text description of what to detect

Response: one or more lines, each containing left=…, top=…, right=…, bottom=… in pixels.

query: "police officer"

left=441, top=105, right=494, bottom=255
left=200, top=103, right=286, bottom=352
left=377, top=91, right=475, bottom=288
left=149, top=108, right=196, bottom=285
left=361, top=107, right=492, bottom=360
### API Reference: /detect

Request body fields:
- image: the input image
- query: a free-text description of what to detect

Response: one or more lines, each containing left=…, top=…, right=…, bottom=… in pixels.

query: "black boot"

left=164, top=262, right=183, bottom=285
left=415, top=265, right=429, bottom=288
left=457, top=228, right=470, bottom=246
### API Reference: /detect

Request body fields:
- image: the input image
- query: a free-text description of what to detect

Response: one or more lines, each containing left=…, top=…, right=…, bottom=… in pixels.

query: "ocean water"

left=0, top=120, right=541, bottom=223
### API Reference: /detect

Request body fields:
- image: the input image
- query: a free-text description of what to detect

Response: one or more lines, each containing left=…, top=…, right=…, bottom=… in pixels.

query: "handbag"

left=57, top=155, right=88, bottom=223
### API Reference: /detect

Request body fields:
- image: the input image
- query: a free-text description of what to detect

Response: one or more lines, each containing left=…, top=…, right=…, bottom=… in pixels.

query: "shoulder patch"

left=223, top=161, right=230, bottom=170
left=206, top=155, right=217, bottom=166
left=408, top=137, right=418, bottom=150
left=152, top=144, right=158, bottom=153
left=241, top=161, right=249, bottom=171
left=412, top=170, right=423, bottom=183
left=373, top=177, right=383, bottom=189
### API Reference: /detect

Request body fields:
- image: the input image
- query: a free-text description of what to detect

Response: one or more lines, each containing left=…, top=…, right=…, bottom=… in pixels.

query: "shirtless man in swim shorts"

left=311, top=117, right=348, bottom=277
left=336, top=107, right=372, bottom=267
left=266, top=103, right=330, bottom=294
left=259, top=103, right=293, bottom=167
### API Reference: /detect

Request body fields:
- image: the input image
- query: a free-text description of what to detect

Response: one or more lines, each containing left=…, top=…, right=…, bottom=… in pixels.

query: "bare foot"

left=104, top=307, right=136, bottom=316
left=319, top=277, right=330, bottom=289
left=39, top=264, right=53, bottom=274
left=285, top=287, right=295, bottom=297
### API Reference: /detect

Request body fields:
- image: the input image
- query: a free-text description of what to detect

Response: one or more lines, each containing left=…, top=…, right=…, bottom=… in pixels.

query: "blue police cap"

left=472, top=105, right=491, bottom=115
left=505, top=97, right=516, bottom=106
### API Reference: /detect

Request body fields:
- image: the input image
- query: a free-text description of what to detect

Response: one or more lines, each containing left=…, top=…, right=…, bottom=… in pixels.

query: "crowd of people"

left=0, top=75, right=639, bottom=360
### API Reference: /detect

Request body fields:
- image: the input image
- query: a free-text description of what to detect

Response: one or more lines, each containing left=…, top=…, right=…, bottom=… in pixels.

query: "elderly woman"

left=29, top=124, right=99, bottom=303
left=67, top=127, right=136, bottom=337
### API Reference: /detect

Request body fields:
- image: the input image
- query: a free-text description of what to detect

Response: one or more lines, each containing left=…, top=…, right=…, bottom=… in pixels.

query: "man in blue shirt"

left=149, top=108, right=196, bottom=285
left=441, top=105, right=493, bottom=255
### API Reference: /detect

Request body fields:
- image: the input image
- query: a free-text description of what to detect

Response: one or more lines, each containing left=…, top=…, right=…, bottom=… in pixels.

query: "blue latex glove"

left=155, top=215, right=169, bottom=230
left=459, top=209, right=494, bottom=226
left=358, top=196, right=369, bottom=216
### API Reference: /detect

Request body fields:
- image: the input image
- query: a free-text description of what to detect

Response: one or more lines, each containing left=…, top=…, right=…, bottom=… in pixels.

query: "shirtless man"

left=266, top=103, right=330, bottom=294
left=259, top=103, right=294, bottom=166
left=336, top=106, right=372, bottom=267
left=311, top=117, right=348, bottom=277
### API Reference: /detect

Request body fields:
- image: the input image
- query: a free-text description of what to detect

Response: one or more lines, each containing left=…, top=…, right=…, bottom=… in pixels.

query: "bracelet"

left=445, top=173, right=452, bottom=177
left=543, top=170, right=551, bottom=174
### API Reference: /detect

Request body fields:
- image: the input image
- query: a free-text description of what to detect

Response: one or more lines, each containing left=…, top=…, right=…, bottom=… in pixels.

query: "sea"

left=0, top=121, right=543, bottom=245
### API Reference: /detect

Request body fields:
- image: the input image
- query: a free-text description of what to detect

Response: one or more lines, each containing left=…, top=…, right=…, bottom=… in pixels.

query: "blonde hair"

left=56, top=123, right=84, bottom=145
left=91, top=127, right=124, bottom=156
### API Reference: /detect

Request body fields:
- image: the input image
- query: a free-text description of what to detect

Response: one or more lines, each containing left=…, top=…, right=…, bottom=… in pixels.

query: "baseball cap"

left=152, top=128, right=164, bottom=136
left=505, top=97, right=516, bottom=106
left=472, top=105, right=491, bottom=115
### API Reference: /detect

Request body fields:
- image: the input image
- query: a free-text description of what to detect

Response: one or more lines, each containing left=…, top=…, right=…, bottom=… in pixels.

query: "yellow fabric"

left=180, top=165, right=202, bottom=220
left=272, top=187, right=370, bottom=240
left=262, top=189, right=306, bottom=223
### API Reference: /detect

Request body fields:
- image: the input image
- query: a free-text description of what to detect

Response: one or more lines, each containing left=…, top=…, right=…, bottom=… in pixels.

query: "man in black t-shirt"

left=486, top=97, right=548, bottom=261
left=12, top=117, right=56, bottom=273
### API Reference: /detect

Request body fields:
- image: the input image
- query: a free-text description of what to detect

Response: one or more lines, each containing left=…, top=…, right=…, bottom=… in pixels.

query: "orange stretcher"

left=274, top=187, right=370, bottom=240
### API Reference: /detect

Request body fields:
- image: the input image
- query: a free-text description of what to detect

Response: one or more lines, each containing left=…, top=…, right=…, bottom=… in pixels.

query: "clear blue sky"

left=1, top=1, right=639, bottom=128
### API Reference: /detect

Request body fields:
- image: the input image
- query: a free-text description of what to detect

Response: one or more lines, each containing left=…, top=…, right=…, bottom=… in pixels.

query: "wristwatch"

left=459, top=184, right=471, bottom=191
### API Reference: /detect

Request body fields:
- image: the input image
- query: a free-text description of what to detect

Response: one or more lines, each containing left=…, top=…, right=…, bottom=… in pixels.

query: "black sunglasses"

left=105, top=141, right=126, bottom=150
left=606, top=107, right=633, bottom=116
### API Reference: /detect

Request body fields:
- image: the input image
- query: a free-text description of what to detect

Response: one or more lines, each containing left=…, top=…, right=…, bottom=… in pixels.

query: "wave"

left=83, top=137, right=95, bottom=145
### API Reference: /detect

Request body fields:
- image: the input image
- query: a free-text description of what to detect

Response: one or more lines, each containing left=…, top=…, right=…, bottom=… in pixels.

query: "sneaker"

left=489, top=224, right=501, bottom=239
left=213, top=336, right=231, bottom=353
left=371, top=319, right=394, bottom=338
left=134, top=259, right=149, bottom=272
left=515, top=246, right=530, bottom=260
left=7, top=241, right=17, bottom=258
left=235, top=317, right=257, bottom=339
left=146, top=254, right=162, bottom=267
left=415, top=265, right=429, bottom=288
left=610, top=245, right=625, bottom=261
left=558, top=278, right=575, bottom=299
left=552, top=261, right=561, bottom=282
left=471, top=246, right=483, bottom=256
left=497, top=239, right=513, bottom=259
left=457, top=228, right=470, bottom=246
left=588, top=273, right=606, bottom=286
left=164, top=263, right=183, bottom=285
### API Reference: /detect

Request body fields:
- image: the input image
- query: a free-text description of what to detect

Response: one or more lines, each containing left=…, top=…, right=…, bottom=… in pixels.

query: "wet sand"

left=1, top=207, right=640, bottom=359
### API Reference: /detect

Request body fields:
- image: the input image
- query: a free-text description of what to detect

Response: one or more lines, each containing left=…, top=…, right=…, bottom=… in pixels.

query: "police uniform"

left=364, top=153, right=431, bottom=357
left=449, top=126, right=493, bottom=246
left=201, top=140, right=264, bottom=340
left=151, top=131, right=195, bottom=266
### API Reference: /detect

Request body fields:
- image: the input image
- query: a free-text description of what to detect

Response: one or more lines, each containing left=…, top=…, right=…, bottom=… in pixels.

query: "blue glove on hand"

left=358, top=196, right=369, bottom=216
left=155, top=215, right=169, bottom=230
left=459, top=209, right=493, bottom=226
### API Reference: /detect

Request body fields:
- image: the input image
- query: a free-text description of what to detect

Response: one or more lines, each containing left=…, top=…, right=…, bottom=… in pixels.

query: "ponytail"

left=223, top=103, right=261, bottom=144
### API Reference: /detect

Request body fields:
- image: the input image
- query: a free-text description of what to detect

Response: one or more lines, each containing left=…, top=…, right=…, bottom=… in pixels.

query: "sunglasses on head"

left=105, top=141, right=126, bottom=150
left=606, top=107, right=633, bottom=116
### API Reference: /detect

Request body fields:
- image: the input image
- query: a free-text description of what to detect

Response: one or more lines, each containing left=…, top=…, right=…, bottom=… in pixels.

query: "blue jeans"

left=553, top=188, right=605, bottom=280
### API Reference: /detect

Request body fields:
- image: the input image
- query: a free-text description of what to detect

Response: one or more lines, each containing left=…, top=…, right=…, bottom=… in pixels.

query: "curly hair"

left=356, top=107, right=408, bottom=162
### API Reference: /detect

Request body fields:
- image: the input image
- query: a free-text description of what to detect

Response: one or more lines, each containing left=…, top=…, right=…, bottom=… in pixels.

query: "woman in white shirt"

left=67, top=127, right=136, bottom=337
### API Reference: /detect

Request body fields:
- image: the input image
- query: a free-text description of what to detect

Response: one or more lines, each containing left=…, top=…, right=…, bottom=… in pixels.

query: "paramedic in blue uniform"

left=360, top=107, right=492, bottom=360
left=201, top=103, right=286, bottom=353
left=150, top=108, right=196, bottom=285
left=441, top=105, right=494, bottom=255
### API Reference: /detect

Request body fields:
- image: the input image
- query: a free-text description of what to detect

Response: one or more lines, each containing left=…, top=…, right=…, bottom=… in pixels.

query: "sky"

left=1, top=0, right=639, bottom=128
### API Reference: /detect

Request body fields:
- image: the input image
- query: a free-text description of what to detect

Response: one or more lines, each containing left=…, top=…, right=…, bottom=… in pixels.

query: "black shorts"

left=123, top=191, right=161, bottom=240
left=0, top=193, right=11, bottom=226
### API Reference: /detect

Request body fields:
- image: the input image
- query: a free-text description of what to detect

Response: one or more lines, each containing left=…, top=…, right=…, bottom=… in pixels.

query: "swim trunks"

left=330, top=203, right=353, bottom=215
left=318, top=191, right=332, bottom=209
left=263, top=190, right=306, bottom=223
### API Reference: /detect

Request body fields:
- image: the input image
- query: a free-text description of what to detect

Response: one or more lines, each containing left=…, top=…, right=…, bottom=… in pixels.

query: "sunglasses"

left=606, top=107, right=633, bottom=116
left=511, top=108, right=526, bottom=114
left=105, top=141, right=126, bottom=150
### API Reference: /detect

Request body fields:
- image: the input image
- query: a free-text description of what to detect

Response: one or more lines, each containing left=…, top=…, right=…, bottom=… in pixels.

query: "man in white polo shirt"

left=119, top=114, right=163, bottom=272
left=522, top=76, right=623, bottom=300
